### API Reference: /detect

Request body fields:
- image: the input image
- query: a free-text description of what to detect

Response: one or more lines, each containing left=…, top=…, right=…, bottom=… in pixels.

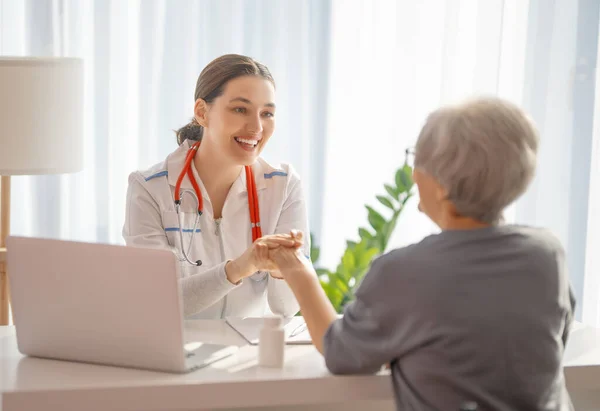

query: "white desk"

left=0, top=320, right=393, bottom=411
left=1, top=320, right=600, bottom=411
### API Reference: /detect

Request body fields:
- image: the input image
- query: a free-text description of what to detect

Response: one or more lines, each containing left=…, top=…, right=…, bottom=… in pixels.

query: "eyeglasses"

left=405, top=147, right=416, bottom=168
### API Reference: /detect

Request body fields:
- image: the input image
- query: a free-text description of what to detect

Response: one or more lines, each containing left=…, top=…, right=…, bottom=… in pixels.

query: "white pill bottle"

left=258, top=315, right=285, bottom=368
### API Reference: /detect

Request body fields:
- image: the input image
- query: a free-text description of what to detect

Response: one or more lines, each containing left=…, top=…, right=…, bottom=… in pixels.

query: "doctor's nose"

left=246, top=114, right=263, bottom=134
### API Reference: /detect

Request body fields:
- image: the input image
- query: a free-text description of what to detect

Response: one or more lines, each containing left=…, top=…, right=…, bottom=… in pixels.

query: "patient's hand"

left=252, top=233, right=302, bottom=272
left=227, top=233, right=302, bottom=284
left=264, top=231, right=315, bottom=283
left=269, top=246, right=306, bottom=274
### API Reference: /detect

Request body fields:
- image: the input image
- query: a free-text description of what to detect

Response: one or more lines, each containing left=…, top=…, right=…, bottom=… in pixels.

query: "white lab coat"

left=123, top=139, right=309, bottom=319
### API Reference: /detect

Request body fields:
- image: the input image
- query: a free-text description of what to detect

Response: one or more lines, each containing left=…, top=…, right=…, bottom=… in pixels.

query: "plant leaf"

left=377, top=224, right=387, bottom=251
left=400, top=164, right=414, bottom=190
left=395, top=168, right=406, bottom=192
left=382, top=211, right=401, bottom=250
left=354, top=238, right=368, bottom=254
left=337, top=264, right=351, bottom=281
left=320, top=280, right=344, bottom=311
left=341, top=249, right=356, bottom=272
left=319, top=278, right=331, bottom=289
left=358, top=247, right=380, bottom=268
left=366, top=206, right=386, bottom=232
left=376, top=195, right=395, bottom=210
left=333, top=276, right=349, bottom=293
left=384, top=184, right=399, bottom=200
left=366, top=236, right=381, bottom=252
left=310, top=247, right=320, bottom=263
left=358, top=227, right=373, bottom=240
left=309, top=164, right=413, bottom=313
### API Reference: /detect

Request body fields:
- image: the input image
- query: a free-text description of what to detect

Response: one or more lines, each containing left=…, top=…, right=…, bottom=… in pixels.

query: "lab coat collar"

left=166, top=140, right=267, bottom=196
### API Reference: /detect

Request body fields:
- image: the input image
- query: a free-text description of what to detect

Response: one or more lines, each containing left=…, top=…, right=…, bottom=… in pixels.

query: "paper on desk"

left=225, top=316, right=312, bottom=345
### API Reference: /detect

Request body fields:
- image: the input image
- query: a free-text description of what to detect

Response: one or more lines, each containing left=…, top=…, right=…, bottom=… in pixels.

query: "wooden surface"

left=1, top=175, right=10, bottom=325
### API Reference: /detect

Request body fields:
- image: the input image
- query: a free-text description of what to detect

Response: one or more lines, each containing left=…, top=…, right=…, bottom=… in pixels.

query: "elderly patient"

left=265, top=97, right=575, bottom=411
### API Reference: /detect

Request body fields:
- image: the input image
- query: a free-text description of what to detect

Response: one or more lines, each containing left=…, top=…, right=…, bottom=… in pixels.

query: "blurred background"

left=1, top=0, right=599, bottom=323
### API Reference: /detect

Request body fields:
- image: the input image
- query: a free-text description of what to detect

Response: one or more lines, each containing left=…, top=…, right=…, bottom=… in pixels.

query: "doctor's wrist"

left=225, top=258, right=255, bottom=284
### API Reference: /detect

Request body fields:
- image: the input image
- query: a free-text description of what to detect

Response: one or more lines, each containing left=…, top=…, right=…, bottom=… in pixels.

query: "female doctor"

left=123, top=54, right=308, bottom=319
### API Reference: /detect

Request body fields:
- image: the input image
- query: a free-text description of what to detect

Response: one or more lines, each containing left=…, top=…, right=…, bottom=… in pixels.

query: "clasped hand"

left=226, top=230, right=309, bottom=283
left=256, top=230, right=312, bottom=279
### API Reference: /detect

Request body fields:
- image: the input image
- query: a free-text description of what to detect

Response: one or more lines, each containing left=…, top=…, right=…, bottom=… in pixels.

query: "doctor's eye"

left=233, top=107, right=247, bottom=114
left=262, top=111, right=275, bottom=118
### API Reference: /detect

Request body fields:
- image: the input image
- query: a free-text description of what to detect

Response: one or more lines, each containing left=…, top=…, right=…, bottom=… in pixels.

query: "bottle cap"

left=263, top=315, right=283, bottom=328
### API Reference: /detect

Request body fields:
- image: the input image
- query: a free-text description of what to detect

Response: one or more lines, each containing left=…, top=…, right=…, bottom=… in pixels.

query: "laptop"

left=6, top=236, right=238, bottom=373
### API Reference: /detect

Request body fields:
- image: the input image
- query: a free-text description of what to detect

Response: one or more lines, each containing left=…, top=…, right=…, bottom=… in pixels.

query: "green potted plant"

left=310, top=163, right=414, bottom=313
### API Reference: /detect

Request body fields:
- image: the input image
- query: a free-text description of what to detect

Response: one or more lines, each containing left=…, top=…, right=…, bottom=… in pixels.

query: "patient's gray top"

left=323, top=225, right=574, bottom=411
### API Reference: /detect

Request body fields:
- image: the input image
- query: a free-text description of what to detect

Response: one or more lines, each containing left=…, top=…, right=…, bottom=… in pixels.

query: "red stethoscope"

left=173, top=140, right=262, bottom=266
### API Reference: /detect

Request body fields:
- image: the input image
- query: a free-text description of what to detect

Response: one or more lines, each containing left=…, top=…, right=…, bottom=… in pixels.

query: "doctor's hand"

left=262, top=231, right=317, bottom=284
left=225, top=234, right=302, bottom=284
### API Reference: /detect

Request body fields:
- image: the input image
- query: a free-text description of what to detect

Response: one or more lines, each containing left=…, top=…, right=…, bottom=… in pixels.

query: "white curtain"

left=515, top=0, right=599, bottom=321
left=3, top=0, right=600, bottom=323
left=0, top=0, right=331, bottom=245
left=583, top=12, right=600, bottom=326
left=319, top=0, right=530, bottom=269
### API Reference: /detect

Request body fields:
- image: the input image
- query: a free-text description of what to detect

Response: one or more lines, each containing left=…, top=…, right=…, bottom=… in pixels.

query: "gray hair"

left=414, top=97, right=539, bottom=224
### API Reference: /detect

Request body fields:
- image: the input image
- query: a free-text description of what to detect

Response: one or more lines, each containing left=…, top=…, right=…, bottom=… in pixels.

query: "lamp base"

left=0, top=247, right=7, bottom=325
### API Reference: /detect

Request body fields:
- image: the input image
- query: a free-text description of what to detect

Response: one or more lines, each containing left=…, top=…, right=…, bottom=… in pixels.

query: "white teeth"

left=235, top=137, right=259, bottom=146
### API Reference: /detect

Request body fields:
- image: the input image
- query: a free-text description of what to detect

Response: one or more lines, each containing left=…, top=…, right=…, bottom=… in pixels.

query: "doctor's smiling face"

left=174, top=54, right=277, bottom=167
left=195, top=75, right=276, bottom=166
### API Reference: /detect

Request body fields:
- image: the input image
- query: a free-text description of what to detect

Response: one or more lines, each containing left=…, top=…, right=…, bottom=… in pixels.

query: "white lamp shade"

left=0, top=57, right=83, bottom=175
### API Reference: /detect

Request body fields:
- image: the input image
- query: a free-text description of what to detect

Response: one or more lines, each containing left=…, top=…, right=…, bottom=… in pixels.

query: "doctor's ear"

left=194, top=98, right=209, bottom=127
